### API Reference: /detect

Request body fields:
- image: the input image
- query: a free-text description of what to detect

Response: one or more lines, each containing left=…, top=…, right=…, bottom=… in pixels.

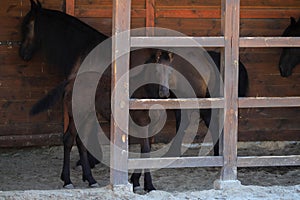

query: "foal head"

left=279, top=17, right=300, bottom=77
left=19, top=0, right=42, bottom=61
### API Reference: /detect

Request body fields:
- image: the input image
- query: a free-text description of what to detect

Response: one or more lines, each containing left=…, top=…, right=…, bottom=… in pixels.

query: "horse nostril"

left=279, top=65, right=291, bottom=77
left=159, top=91, right=164, bottom=98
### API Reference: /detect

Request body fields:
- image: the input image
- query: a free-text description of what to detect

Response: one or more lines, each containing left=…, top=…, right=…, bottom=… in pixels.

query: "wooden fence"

left=65, top=0, right=300, bottom=187
left=0, top=0, right=299, bottom=188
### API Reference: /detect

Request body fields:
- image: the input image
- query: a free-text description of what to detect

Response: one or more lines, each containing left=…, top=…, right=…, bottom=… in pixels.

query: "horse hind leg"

left=75, top=134, right=98, bottom=187
left=76, top=151, right=101, bottom=170
left=60, top=129, right=75, bottom=189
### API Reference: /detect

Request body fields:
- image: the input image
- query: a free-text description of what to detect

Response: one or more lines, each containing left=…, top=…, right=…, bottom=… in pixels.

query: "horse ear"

left=36, top=0, right=42, bottom=9
left=30, top=0, right=37, bottom=10
left=290, top=17, right=297, bottom=26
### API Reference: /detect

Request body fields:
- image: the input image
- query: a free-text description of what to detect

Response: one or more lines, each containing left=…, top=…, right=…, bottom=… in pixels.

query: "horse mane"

left=35, top=7, right=108, bottom=77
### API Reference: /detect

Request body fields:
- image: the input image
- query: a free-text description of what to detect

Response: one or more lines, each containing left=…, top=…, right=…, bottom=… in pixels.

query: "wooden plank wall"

left=0, top=0, right=67, bottom=147
left=0, top=0, right=299, bottom=147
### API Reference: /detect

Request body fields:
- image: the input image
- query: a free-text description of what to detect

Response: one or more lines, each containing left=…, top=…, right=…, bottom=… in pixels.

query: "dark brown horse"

left=279, top=17, right=300, bottom=77
left=20, top=0, right=163, bottom=192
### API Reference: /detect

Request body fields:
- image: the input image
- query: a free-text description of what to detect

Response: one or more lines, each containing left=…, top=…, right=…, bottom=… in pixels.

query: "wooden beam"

left=240, top=37, right=300, bottom=47
left=129, top=98, right=224, bottom=109
left=146, top=0, right=155, bottom=28
left=130, top=97, right=300, bottom=110
left=237, top=155, right=300, bottom=167
left=65, top=0, right=75, bottom=16
left=131, top=36, right=225, bottom=47
left=110, top=0, right=131, bottom=186
left=220, top=0, right=240, bottom=181
left=128, top=156, right=223, bottom=169
left=239, top=97, right=300, bottom=108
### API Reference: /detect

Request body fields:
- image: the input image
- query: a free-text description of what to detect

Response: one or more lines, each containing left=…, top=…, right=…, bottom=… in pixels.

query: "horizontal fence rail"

left=131, top=36, right=225, bottom=47
left=129, top=98, right=224, bottom=109
left=240, top=37, right=300, bottom=47
left=131, top=36, right=300, bottom=48
left=128, top=155, right=300, bottom=170
left=239, top=97, right=300, bottom=108
left=130, top=97, right=300, bottom=110
left=128, top=156, right=223, bottom=170
left=237, top=155, right=300, bottom=167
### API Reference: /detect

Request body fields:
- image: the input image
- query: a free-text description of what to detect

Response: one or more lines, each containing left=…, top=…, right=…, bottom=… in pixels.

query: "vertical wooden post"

left=218, top=0, right=226, bottom=157
left=65, top=0, right=75, bottom=16
left=146, top=0, right=155, bottom=36
left=110, top=0, right=131, bottom=189
left=146, top=0, right=155, bottom=28
left=215, top=0, right=241, bottom=189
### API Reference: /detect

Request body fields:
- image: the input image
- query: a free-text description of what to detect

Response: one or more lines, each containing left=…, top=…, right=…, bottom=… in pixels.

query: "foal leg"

left=75, top=134, right=98, bottom=187
left=60, top=130, right=75, bottom=189
left=130, top=138, right=156, bottom=193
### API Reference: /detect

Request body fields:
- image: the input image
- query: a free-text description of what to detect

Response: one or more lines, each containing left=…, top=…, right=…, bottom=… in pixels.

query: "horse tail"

left=30, top=80, right=68, bottom=115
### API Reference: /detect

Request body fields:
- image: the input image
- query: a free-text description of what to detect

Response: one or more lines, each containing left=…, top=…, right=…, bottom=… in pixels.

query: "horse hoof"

left=64, top=184, right=74, bottom=189
left=145, top=186, right=156, bottom=192
left=133, top=186, right=146, bottom=195
left=90, top=183, right=99, bottom=188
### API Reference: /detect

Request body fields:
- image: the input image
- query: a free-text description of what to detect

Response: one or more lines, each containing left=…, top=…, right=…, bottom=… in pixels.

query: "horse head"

left=154, top=50, right=174, bottom=98
left=279, top=17, right=300, bottom=77
left=19, top=0, right=42, bottom=61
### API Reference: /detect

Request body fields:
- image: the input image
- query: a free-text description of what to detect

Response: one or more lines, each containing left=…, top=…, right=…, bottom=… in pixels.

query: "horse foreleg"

left=141, top=137, right=155, bottom=192
left=60, top=130, right=74, bottom=189
left=130, top=168, right=142, bottom=192
left=130, top=138, right=156, bottom=193
left=75, top=134, right=98, bottom=187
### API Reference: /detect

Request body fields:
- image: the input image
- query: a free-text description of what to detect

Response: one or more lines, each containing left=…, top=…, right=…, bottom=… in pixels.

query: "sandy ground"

left=0, top=142, right=300, bottom=199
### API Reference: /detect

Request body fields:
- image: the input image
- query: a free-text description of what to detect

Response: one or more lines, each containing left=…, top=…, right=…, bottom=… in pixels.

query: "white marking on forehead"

left=28, top=20, right=35, bottom=39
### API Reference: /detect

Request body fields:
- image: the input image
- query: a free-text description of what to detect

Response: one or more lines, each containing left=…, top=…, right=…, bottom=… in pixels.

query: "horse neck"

left=37, top=9, right=108, bottom=77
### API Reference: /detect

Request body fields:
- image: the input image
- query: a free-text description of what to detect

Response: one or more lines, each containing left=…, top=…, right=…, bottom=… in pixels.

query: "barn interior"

left=0, top=0, right=299, bottom=194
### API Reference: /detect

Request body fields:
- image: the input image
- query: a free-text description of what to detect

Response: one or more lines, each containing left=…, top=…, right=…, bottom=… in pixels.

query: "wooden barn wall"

left=0, top=0, right=299, bottom=147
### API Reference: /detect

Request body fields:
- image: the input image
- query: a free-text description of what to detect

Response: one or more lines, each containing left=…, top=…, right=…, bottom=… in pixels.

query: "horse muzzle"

left=279, top=65, right=292, bottom=77
left=159, top=86, right=170, bottom=98
left=19, top=45, right=34, bottom=61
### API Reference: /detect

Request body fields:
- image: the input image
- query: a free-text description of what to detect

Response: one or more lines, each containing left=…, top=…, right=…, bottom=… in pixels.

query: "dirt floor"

left=0, top=142, right=300, bottom=199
